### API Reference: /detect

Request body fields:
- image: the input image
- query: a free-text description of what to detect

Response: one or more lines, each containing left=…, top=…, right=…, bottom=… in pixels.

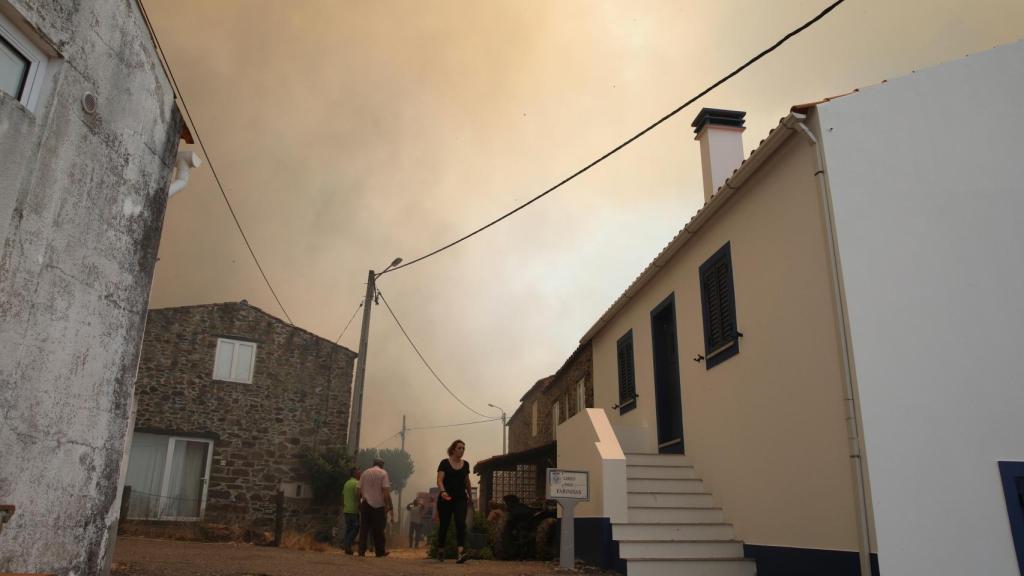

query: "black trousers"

left=358, top=501, right=387, bottom=556
left=436, top=498, right=467, bottom=549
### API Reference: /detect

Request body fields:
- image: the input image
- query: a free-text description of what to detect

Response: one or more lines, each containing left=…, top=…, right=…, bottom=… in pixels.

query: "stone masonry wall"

left=0, top=1, right=182, bottom=574
left=132, top=302, right=356, bottom=531
left=508, top=342, right=593, bottom=453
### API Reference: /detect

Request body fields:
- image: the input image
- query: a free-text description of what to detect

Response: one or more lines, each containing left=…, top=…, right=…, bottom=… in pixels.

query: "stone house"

left=124, top=301, right=356, bottom=533
left=475, top=342, right=593, bottom=513
left=0, top=1, right=185, bottom=574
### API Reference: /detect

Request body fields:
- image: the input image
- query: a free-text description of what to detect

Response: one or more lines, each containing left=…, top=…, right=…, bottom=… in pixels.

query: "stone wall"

left=132, top=302, right=356, bottom=531
left=508, top=342, right=593, bottom=453
left=0, top=1, right=182, bottom=574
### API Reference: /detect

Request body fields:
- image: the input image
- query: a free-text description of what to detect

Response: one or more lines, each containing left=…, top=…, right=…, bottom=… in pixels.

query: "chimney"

left=691, top=108, right=746, bottom=202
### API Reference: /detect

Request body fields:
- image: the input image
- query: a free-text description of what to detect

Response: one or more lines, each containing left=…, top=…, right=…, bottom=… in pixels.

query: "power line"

left=380, top=0, right=848, bottom=276
left=335, top=300, right=364, bottom=344
left=137, top=0, right=294, bottom=325
left=369, top=431, right=402, bottom=449
left=375, top=289, right=490, bottom=418
left=407, top=418, right=501, bottom=431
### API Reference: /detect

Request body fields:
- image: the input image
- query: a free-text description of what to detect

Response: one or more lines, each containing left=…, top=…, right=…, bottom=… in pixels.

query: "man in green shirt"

left=341, top=467, right=360, bottom=554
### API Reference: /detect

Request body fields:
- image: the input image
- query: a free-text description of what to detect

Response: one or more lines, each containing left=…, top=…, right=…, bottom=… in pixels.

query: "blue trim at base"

left=563, top=517, right=625, bottom=573
left=998, top=461, right=1024, bottom=575
left=744, top=544, right=879, bottom=576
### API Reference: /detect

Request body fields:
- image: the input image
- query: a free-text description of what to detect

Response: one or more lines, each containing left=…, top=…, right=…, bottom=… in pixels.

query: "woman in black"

left=436, top=439, right=471, bottom=563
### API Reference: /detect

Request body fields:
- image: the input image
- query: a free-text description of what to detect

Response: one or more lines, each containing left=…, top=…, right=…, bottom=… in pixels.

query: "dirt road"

left=112, top=537, right=601, bottom=576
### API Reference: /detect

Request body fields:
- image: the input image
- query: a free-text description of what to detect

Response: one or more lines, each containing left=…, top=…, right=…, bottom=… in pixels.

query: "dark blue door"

left=651, top=295, right=684, bottom=454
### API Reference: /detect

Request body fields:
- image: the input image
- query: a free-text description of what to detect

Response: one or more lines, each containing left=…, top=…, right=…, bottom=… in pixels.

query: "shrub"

left=298, top=446, right=352, bottom=504
left=427, top=509, right=494, bottom=560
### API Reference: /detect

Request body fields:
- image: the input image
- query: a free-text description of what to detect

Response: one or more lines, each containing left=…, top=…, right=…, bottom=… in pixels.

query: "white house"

left=556, top=40, right=1024, bottom=576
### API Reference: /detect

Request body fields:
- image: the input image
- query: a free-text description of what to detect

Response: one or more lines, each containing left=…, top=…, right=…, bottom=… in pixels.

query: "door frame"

left=155, top=435, right=215, bottom=521
left=650, top=293, right=684, bottom=454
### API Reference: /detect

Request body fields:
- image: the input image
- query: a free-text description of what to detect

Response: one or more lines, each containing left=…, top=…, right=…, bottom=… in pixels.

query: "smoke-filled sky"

left=145, top=0, right=1023, bottom=500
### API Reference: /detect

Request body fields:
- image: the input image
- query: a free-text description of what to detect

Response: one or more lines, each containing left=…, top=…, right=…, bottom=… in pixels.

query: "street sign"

left=546, top=469, right=590, bottom=569
left=547, top=468, right=589, bottom=500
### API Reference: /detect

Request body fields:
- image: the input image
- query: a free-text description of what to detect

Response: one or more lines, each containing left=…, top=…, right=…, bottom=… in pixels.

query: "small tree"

left=299, top=446, right=353, bottom=504
left=356, top=448, right=415, bottom=494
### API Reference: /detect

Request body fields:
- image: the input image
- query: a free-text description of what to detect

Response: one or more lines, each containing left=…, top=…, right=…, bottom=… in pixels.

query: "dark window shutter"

left=699, top=243, right=739, bottom=369
left=617, top=331, right=636, bottom=414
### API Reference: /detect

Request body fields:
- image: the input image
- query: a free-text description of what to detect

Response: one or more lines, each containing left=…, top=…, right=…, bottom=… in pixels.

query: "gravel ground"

left=112, top=537, right=611, bottom=576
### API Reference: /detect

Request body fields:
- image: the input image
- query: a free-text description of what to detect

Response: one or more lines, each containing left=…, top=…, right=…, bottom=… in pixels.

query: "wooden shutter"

left=699, top=243, right=739, bottom=368
left=617, top=331, right=636, bottom=414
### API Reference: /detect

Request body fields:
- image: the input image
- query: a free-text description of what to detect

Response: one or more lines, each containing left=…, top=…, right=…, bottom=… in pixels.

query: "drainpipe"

left=791, top=117, right=873, bottom=576
left=167, top=151, right=202, bottom=197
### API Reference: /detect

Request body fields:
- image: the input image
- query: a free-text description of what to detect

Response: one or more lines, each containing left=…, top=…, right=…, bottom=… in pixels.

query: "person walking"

left=357, top=458, right=393, bottom=557
left=435, top=439, right=472, bottom=563
left=406, top=497, right=425, bottom=548
left=341, top=467, right=361, bottom=554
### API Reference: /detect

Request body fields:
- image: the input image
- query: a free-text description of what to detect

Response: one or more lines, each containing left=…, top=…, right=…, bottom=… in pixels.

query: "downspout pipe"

left=793, top=118, right=873, bottom=576
left=167, top=151, right=202, bottom=198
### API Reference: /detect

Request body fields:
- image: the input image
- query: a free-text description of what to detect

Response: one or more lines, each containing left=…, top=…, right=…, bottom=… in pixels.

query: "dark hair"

left=447, top=439, right=466, bottom=456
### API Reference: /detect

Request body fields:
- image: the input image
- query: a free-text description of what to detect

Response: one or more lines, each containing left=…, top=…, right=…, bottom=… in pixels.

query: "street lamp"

left=346, top=257, right=402, bottom=456
left=487, top=403, right=507, bottom=455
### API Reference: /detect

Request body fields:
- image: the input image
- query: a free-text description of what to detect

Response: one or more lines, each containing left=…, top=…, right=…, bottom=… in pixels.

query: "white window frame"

left=127, top=434, right=214, bottom=522
left=0, top=9, right=49, bottom=112
left=576, top=378, right=586, bottom=414
left=212, top=337, right=257, bottom=383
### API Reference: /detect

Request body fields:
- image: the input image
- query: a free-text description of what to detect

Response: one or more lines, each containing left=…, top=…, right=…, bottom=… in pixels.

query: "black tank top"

left=437, top=458, right=470, bottom=501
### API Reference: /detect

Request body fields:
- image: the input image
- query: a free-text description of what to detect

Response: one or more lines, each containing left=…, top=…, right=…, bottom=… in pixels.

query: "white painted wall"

left=556, top=409, right=627, bottom=522
left=818, top=40, right=1024, bottom=576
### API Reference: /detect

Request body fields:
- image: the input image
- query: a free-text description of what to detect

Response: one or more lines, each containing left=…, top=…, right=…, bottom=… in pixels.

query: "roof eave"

left=580, top=111, right=807, bottom=344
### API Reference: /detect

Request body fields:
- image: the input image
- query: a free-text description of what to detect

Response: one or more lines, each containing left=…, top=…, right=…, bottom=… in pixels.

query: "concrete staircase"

left=613, top=453, right=756, bottom=576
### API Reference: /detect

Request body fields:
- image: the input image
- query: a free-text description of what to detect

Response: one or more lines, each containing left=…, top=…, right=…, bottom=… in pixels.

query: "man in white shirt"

left=357, top=458, right=393, bottom=557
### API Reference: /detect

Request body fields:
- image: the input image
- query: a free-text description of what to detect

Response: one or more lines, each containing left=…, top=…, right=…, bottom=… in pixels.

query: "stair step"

left=628, top=506, right=725, bottom=524
left=627, top=465, right=698, bottom=480
left=628, top=492, right=715, bottom=508
left=628, top=478, right=705, bottom=493
left=619, top=539, right=744, bottom=559
left=626, top=558, right=756, bottom=576
left=614, top=522, right=736, bottom=541
left=625, top=453, right=691, bottom=467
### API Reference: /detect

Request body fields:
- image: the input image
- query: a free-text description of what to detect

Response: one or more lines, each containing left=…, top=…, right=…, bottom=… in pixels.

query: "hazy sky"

left=145, top=0, right=1024, bottom=500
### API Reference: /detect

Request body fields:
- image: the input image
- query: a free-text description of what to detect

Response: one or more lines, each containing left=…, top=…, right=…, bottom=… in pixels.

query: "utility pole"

left=501, top=411, right=507, bottom=455
left=346, top=270, right=376, bottom=456
left=346, top=259, right=401, bottom=457
left=488, top=403, right=508, bottom=455
left=398, top=414, right=406, bottom=541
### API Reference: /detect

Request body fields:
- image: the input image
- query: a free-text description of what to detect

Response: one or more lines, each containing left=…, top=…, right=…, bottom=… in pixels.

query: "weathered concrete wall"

left=0, top=0, right=181, bottom=574
left=132, top=302, right=356, bottom=531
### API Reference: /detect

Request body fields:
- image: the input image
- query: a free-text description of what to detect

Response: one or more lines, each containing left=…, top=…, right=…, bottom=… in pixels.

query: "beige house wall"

left=592, top=133, right=861, bottom=551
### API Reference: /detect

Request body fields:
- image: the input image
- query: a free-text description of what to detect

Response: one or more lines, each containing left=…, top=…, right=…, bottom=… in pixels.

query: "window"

left=124, top=433, right=213, bottom=521
left=617, top=330, right=636, bottom=414
left=212, top=338, right=257, bottom=383
left=551, top=401, right=560, bottom=440
left=531, top=400, right=538, bottom=436
left=0, top=10, right=49, bottom=111
left=699, top=242, right=739, bottom=369
left=576, top=378, right=586, bottom=413
left=999, top=461, right=1024, bottom=574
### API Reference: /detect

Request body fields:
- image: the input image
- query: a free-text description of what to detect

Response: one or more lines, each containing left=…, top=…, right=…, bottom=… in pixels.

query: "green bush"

left=427, top=510, right=493, bottom=560
left=298, top=446, right=352, bottom=504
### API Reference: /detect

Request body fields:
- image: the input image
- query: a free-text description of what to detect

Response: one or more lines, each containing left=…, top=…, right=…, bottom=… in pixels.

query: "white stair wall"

left=613, top=453, right=757, bottom=576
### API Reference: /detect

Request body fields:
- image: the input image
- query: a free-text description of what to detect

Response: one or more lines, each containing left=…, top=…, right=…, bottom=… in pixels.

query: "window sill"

left=705, top=341, right=739, bottom=370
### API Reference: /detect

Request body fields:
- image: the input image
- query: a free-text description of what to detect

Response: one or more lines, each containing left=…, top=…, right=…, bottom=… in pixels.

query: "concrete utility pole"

left=347, top=257, right=402, bottom=456
left=398, top=414, right=406, bottom=538
left=488, top=403, right=508, bottom=455
left=347, top=270, right=376, bottom=456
